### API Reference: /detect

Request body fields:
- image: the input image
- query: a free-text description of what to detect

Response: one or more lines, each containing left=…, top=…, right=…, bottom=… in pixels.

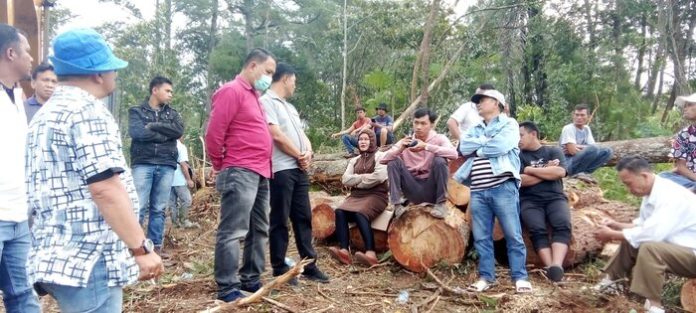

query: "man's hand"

left=331, top=132, right=341, bottom=139
left=594, top=225, right=617, bottom=242
left=298, top=152, right=312, bottom=171
left=547, top=159, right=560, bottom=167
left=209, top=168, right=219, bottom=182
left=135, top=253, right=164, bottom=281
left=408, top=140, right=427, bottom=152
left=186, top=179, right=194, bottom=189
left=396, top=136, right=413, bottom=150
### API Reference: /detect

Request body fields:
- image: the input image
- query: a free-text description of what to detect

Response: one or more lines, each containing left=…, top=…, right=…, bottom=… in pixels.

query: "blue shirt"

left=372, top=114, right=393, bottom=129
left=454, top=114, right=521, bottom=186
left=24, top=95, right=41, bottom=123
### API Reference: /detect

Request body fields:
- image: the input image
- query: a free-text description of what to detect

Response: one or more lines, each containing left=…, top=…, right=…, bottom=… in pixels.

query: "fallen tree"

left=682, top=279, right=696, bottom=313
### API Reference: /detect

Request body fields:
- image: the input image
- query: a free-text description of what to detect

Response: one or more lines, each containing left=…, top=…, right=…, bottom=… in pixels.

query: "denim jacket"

left=453, top=114, right=521, bottom=186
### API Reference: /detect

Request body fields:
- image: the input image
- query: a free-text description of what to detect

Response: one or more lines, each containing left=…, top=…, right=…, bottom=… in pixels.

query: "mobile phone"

left=371, top=118, right=376, bottom=123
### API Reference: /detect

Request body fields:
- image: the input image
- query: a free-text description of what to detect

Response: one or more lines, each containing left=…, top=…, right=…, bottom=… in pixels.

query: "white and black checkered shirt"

left=25, top=86, right=140, bottom=287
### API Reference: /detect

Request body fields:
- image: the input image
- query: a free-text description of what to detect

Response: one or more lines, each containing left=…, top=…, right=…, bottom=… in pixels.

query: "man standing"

left=594, top=156, right=696, bottom=313
left=559, top=104, right=612, bottom=177
left=659, top=93, right=696, bottom=189
left=26, top=28, right=163, bottom=313
left=331, top=107, right=372, bottom=158
left=205, top=48, right=276, bottom=302
left=0, top=23, right=41, bottom=313
left=381, top=108, right=458, bottom=219
left=24, top=62, right=57, bottom=122
left=454, top=88, right=531, bottom=293
left=169, top=137, right=197, bottom=228
left=447, top=83, right=494, bottom=140
left=518, top=121, right=571, bottom=282
left=372, top=102, right=394, bottom=147
left=260, top=63, right=329, bottom=285
left=129, top=76, right=184, bottom=256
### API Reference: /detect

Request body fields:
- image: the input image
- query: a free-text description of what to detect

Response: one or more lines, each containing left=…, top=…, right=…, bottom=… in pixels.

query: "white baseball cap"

left=471, top=89, right=506, bottom=107
left=676, top=93, right=696, bottom=109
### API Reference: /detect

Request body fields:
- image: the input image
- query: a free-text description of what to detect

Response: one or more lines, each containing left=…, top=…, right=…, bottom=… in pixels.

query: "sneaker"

left=644, top=300, right=665, bottom=313
left=302, top=267, right=330, bottom=283
left=217, top=289, right=245, bottom=303
left=394, top=204, right=406, bottom=218
left=430, top=203, right=448, bottom=219
left=240, top=280, right=262, bottom=293
left=572, top=172, right=597, bottom=184
left=273, top=267, right=299, bottom=286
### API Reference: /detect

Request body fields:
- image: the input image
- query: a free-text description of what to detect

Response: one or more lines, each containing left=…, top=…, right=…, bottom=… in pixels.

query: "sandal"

left=328, top=246, right=352, bottom=265
left=515, top=279, right=533, bottom=294
left=354, top=251, right=379, bottom=267
left=467, top=279, right=494, bottom=292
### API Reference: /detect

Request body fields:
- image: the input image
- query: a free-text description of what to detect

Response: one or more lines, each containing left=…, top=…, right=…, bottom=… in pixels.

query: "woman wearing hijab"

left=329, top=129, right=388, bottom=266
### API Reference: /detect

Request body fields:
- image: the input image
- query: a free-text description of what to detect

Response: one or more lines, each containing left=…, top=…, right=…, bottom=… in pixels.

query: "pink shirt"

left=380, top=130, right=458, bottom=179
left=205, top=75, right=272, bottom=178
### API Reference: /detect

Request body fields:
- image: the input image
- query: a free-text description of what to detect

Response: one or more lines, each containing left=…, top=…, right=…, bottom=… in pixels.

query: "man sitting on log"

left=372, top=102, right=394, bottom=147
left=659, top=93, right=696, bottom=190
left=518, top=121, right=571, bottom=282
left=380, top=108, right=458, bottom=219
left=559, top=104, right=612, bottom=179
left=594, top=156, right=696, bottom=313
left=453, top=88, right=532, bottom=293
left=332, top=107, right=372, bottom=158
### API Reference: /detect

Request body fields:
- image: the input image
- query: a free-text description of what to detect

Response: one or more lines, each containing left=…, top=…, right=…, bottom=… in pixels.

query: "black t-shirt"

left=519, top=146, right=567, bottom=201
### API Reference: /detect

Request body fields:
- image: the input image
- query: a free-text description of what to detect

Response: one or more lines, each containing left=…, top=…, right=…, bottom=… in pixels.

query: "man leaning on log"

left=594, top=156, right=696, bottom=313
left=380, top=108, right=458, bottom=219
left=453, top=88, right=533, bottom=294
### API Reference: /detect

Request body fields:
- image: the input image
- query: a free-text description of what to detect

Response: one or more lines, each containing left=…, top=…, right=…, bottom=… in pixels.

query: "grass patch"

left=593, top=163, right=673, bottom=206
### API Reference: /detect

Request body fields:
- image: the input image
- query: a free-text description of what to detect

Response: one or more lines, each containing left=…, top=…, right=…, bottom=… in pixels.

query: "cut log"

left=447, top=178, right=470, bottom=207
left=564, top=178, right=606, bottom=209
left=387, top=202, right=470, bottom=273
left=682, top=279, right=696, bottom=313
left=310, top=195, right=345, bottom=240
left=349, top=228, right=389, bottom=253
left=306, top=137, right=672, bottom=191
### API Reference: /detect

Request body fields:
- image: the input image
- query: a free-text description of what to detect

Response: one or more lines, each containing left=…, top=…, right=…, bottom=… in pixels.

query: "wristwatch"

left=129, top=239, right=154, bottom=256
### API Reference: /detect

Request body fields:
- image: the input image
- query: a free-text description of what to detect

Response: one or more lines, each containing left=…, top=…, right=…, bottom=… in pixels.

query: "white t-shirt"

left=559, top=123, right=595, bottom=146
left=0, top=87, right=29, bottom=222
left=172, top=141, right=189, bottom=187
left=449, top=101, right=482, bottom=137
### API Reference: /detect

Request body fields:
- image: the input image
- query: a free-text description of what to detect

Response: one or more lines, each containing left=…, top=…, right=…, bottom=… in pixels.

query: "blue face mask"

left=254, top=75, right=272, bottom=92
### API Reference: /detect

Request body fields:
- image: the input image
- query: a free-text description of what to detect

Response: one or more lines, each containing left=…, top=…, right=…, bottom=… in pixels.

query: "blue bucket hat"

left=50, top=28, right=128, bottom=75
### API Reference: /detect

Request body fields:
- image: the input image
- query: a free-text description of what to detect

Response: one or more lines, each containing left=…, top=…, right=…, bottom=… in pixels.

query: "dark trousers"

left=520, top=198, right=572, bottom=250
left=386, top=157, right=448, bottom=205
left=269, top=168, right=317, bottom=275
left=335, top=209, right=375, bottom=251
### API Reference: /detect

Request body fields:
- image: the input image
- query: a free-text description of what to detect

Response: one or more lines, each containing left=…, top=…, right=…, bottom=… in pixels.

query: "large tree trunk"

left=307, top=137, right=673, bottom=188
left=682, top=279, right=696, bottom=313
left=349, top=228, right=389, bottom=253
left=387, top=203, right=470, bottom=273
left=309, top=194, right=345, bottom=240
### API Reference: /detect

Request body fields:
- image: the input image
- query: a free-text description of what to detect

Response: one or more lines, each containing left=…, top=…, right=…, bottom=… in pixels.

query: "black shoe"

left=273, top=267, right=299, bottom=286
left=302, top=267, right=330, bottom=283
left=240, top=280, right=262, bottom=293
left=546, top=265, right=564, bottom=282
left=217, top=289, right=245, bottom=303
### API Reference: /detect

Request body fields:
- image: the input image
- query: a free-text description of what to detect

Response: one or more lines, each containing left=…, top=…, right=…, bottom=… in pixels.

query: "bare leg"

left=551, top=242, right=569, bottom=266
left=380, top=128, right=388, bottom=146
left=536, top=248, right=553, bottom=267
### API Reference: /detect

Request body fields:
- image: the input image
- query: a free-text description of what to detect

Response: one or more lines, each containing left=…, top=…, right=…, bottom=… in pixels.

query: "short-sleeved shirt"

left=25, top=86, right=140, bottom=288
left=450, top=101, right=483, bottom=137
left=260, top=90, right=306, bottom=173
left=559, top=124, right=595, bottom=154
left=670, top=125, right=696, bottom=173
left=172, top=140, right=189, bottom=187
left=24, top=95, right=42, bottom=123
left=351, top=117, right=371, bottom=131
left=372, top=114, right=393, bottom=130
left=519, top=146, right=567, bottom=201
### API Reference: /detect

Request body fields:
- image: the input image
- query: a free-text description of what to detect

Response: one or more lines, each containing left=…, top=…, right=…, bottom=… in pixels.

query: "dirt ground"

left=24, top=188, right=669, bottom=312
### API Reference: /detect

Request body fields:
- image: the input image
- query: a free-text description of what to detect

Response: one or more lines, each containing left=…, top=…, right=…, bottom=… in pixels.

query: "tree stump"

left=682, top=279, right=696, bottom=313
left=310, top=195, right=345, bottom=240
left=349, top=228, right=389, bottom=253
left=387, top=203, right=470, bottom=273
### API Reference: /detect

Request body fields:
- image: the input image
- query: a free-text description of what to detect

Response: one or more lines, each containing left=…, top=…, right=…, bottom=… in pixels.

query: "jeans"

left=341, top=134, right=358, bottom=154
left=169, top=185, right=193, bottom=224
left=470, top=180, right=528, bottom=282
left=133, top=164, right=175, bottom=247
left=214, top=167, right=270, bottom=298
left=658, top=171, right=696, bottom=190
left=37, top=257, right=122, bottom=313
left=0, top=221, right=41, bottom=313
left=269, top=168, right=317, bottom=274
left=566, top=145, right=613, bottom=175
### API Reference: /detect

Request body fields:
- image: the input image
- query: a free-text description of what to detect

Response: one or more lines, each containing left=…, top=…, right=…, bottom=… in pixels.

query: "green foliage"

left=594, top=163, right=673, bottom=206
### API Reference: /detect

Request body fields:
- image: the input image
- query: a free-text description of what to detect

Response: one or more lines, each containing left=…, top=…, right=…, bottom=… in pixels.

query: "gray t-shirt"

left=559, top=123, right=595, bottom=153
left=260, top=90, right=306, bottom=173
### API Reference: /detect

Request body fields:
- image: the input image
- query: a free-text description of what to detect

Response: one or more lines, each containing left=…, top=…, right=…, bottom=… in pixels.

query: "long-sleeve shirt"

left=343, top=151, right=388, bottom=189
left=205, top=75, right=272, bottom=178
left=380, top=130, right=457, bottom=179
left=454, top=113, right=521, bottom=186
left=623, top=176, right=696, bottom=254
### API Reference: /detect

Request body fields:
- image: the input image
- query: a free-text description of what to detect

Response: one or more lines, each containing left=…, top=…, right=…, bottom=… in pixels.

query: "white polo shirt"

left=0, top=86, right=29, bottom=222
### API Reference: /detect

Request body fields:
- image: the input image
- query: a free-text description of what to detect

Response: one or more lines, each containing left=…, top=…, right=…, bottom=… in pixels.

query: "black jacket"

left=128, top=101, right=184, bottom=168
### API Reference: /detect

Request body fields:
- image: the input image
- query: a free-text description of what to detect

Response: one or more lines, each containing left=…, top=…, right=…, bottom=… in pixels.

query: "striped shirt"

left=470, top=157, right=513, bottom=191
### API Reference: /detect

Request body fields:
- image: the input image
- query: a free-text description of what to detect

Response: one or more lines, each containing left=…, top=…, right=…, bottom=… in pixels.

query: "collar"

left=26, top=95, right=41, bottom=106
left=265, top=89, right=286, bottom=103
left=477, top=113, right=507, bottom=128
left=235, top=74, right=254, bottom=91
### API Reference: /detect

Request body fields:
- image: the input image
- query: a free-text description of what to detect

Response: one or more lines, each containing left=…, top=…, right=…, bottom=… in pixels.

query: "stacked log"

left=349, top=228, right=389, bottom=253
left=682, top=279, right=696, bottom=313
left=387, top=203, right=470, bottom=273
left=309, top=194, right=345, bottom=240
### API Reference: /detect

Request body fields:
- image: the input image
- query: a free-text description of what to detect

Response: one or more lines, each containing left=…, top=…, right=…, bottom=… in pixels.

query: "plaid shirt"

left=25, top=86, right=140, bottom=287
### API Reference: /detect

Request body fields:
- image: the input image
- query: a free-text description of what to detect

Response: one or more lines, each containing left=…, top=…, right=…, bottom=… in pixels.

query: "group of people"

left=1, top=21, right=695, bottom=313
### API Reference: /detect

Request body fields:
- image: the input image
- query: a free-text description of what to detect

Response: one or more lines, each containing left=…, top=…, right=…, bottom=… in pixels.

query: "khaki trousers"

left=604, top=241, right=696, bottom=300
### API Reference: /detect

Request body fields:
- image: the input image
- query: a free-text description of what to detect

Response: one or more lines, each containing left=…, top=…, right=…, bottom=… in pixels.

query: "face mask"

left=254, top=75, right=272, bottom=92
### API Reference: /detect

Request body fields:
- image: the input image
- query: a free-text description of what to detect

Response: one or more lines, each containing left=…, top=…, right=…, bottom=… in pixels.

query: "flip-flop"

left=546, top=265, right=564, bottom=282
left=328, top=246, right=352, bottom=265
left=354, top=251, right=378, bottom=267
left=515, top=279, right=533, bottom=294
left=467, top=279, right=494, bottom=292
